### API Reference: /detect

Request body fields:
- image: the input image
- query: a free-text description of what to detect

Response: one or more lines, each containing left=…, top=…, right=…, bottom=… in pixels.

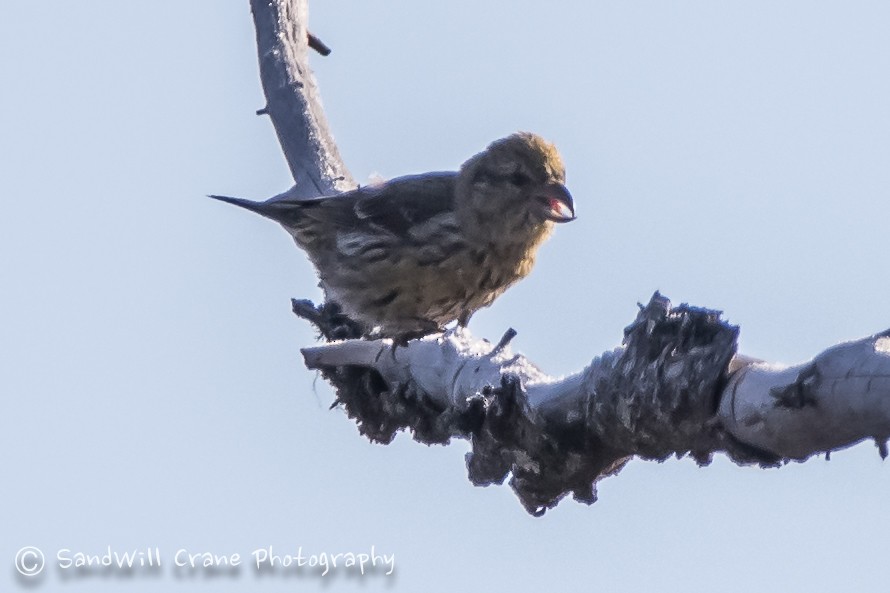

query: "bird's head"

left=457, top=132, right=575, bottom=227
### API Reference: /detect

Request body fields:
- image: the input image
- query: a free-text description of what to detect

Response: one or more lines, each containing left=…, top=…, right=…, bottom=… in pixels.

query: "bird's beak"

left=536, top=182, right=576, bottom=223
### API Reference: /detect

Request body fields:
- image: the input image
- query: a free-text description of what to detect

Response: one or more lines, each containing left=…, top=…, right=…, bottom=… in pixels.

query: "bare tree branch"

left=246, top=0, right=890, bottom=514
left=721, top=333, right=890, bottom=459
left=250, top=0, right=355, bottom=198
left=300, top=295, right=890, bottom=512
left=300, top=293, right=755, bottom=514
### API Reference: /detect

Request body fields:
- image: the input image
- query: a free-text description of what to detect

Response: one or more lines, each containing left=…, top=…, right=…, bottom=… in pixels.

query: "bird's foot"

left=292, top=299, right=366, bottom=341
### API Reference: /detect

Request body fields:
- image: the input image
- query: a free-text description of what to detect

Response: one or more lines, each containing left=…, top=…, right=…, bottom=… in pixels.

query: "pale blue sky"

left=3, top=1, right=890, bottom=591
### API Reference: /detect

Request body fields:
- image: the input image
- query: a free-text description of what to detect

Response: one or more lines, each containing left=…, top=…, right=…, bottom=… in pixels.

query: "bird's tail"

left=208, top=194, right=303, bottom=226
left=208, top=194, right=274, bottom=216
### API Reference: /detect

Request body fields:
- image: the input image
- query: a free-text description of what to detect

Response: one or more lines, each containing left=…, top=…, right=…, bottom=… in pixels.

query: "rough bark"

left=244, top=0, right=890, bottom=515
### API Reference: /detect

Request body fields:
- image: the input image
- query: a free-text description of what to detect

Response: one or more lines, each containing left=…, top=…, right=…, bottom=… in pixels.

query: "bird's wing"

left=217, top=172, right=459, bottom=236
left=352, top=172, right=458, bottom=236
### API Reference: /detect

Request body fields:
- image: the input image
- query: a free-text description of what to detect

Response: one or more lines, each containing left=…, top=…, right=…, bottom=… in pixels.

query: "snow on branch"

left=249, top=0, right=890, bottom=514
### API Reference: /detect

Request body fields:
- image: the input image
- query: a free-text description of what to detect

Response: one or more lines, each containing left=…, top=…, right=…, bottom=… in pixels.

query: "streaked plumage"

left=211, top=132, right=575, bottom=339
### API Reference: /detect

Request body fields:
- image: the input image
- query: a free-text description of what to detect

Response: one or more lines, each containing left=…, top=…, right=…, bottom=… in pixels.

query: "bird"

left=210, top=132, right=575, bottom=341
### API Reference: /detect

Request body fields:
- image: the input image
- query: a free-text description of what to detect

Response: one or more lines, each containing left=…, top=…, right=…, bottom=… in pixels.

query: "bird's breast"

left=307, top=216, right=551, bottom=336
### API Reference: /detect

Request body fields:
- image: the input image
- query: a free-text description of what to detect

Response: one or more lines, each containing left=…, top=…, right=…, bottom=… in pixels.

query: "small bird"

left=211, top=132, right=575, bottom=340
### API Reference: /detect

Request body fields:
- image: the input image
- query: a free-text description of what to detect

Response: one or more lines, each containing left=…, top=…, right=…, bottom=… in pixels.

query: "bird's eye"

left=509, top=171, right=531, bottom=187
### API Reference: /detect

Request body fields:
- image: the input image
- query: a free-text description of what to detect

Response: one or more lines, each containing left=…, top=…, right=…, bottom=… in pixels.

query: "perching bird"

left=211, top=132, right=575, bottom=340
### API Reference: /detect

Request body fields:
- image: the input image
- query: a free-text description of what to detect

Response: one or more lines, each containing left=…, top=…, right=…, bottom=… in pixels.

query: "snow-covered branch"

left=249, top=0, right=890, bottom=514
